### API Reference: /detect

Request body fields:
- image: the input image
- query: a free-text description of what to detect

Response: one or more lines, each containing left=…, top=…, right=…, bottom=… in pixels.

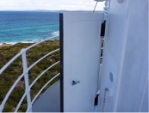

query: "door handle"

left=72, top=80, right=80, bottom=86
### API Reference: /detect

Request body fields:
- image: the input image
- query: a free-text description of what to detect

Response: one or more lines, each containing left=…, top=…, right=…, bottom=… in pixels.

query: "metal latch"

left=72, top=80, right=80, bottom=86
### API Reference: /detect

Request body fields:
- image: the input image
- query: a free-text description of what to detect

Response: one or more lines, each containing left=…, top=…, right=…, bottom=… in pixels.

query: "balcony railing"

left=0, top=36, right=60, bottom=112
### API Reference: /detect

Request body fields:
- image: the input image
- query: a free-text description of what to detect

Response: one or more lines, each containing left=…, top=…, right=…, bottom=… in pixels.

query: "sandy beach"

left=0, top=43, right=12, bottom=48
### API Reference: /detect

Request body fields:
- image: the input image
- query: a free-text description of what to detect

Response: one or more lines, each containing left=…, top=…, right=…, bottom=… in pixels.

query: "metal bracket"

left=104, top=0, right=110, bottom=13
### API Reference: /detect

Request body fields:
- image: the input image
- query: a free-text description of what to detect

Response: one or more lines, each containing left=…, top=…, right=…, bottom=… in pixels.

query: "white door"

left=60, top=12, right=104, bottom=112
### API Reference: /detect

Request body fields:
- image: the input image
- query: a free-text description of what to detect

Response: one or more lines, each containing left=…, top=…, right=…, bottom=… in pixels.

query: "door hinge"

left=94, top=90, right=100, bottom=106
left=100, top=21, right=106, bottom=37
left=94, top=94, right=99, bottom=106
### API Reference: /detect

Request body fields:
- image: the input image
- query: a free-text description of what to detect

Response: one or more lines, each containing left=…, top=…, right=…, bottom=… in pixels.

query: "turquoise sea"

left=0, top=11, right=59, bottom=45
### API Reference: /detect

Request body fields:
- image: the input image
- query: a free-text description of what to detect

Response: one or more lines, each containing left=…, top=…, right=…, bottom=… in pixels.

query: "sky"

left=0, top=0, right=105, bottom=11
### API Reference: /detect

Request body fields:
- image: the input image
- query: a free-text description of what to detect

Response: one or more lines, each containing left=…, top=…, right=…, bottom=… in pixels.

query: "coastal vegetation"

left=0, top=40, right=60, bottom=112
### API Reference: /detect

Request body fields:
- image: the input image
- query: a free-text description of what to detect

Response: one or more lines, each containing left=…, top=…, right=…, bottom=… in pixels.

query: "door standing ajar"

left=60, top=12, right=104, bottom=112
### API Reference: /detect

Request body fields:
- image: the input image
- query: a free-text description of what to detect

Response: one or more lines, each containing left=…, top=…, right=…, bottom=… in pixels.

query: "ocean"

left=0, top=11, right=59, bottom=45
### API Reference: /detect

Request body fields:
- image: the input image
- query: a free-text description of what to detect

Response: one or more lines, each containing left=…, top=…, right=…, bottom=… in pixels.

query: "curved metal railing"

left=0, top=36, right=60, bottom=112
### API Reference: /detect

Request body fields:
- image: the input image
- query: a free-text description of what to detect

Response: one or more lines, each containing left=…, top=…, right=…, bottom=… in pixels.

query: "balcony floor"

left=32, top=80, right=60, bottom=112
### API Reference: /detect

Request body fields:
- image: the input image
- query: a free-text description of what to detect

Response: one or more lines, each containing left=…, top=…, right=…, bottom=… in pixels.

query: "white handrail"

left=26, top=35, right=58, bottom=51
left=0, top=35, right=60, bottom=112
left=28, top=48, right=60, bottom=71
left=31, top=73, right=60, bottom=104
left=0, top=35, right=58, bottom=75
left=15, top=92, right=27, bottom=112
left=15, top=61, right=60, bottom=112
left=0, top=73, right=24, bottom=112
left=30, top=61, right=60, bottom=88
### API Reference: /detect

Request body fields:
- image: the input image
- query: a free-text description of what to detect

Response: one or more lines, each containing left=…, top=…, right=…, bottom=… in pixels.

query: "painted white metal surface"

left=63, top=11, right=104, bottom=112
left=99, top=0, right=148, bottom=112
left=22, top=49, right=32, bottom=112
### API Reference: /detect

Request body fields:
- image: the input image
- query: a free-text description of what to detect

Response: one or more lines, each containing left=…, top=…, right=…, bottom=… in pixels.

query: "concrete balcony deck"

left=32, top=81, right=60, bottom=112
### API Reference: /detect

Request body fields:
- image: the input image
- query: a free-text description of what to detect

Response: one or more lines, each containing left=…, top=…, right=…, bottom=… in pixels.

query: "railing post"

left=21, top=49, right=32, bottom=112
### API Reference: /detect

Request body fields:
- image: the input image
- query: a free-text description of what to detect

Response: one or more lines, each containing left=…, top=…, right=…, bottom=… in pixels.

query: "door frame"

left=60, top=13, right=64, bottom=112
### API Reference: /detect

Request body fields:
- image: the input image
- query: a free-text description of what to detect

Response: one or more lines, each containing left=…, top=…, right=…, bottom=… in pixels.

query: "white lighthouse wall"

left=99, top=0, right=148, bottom=112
